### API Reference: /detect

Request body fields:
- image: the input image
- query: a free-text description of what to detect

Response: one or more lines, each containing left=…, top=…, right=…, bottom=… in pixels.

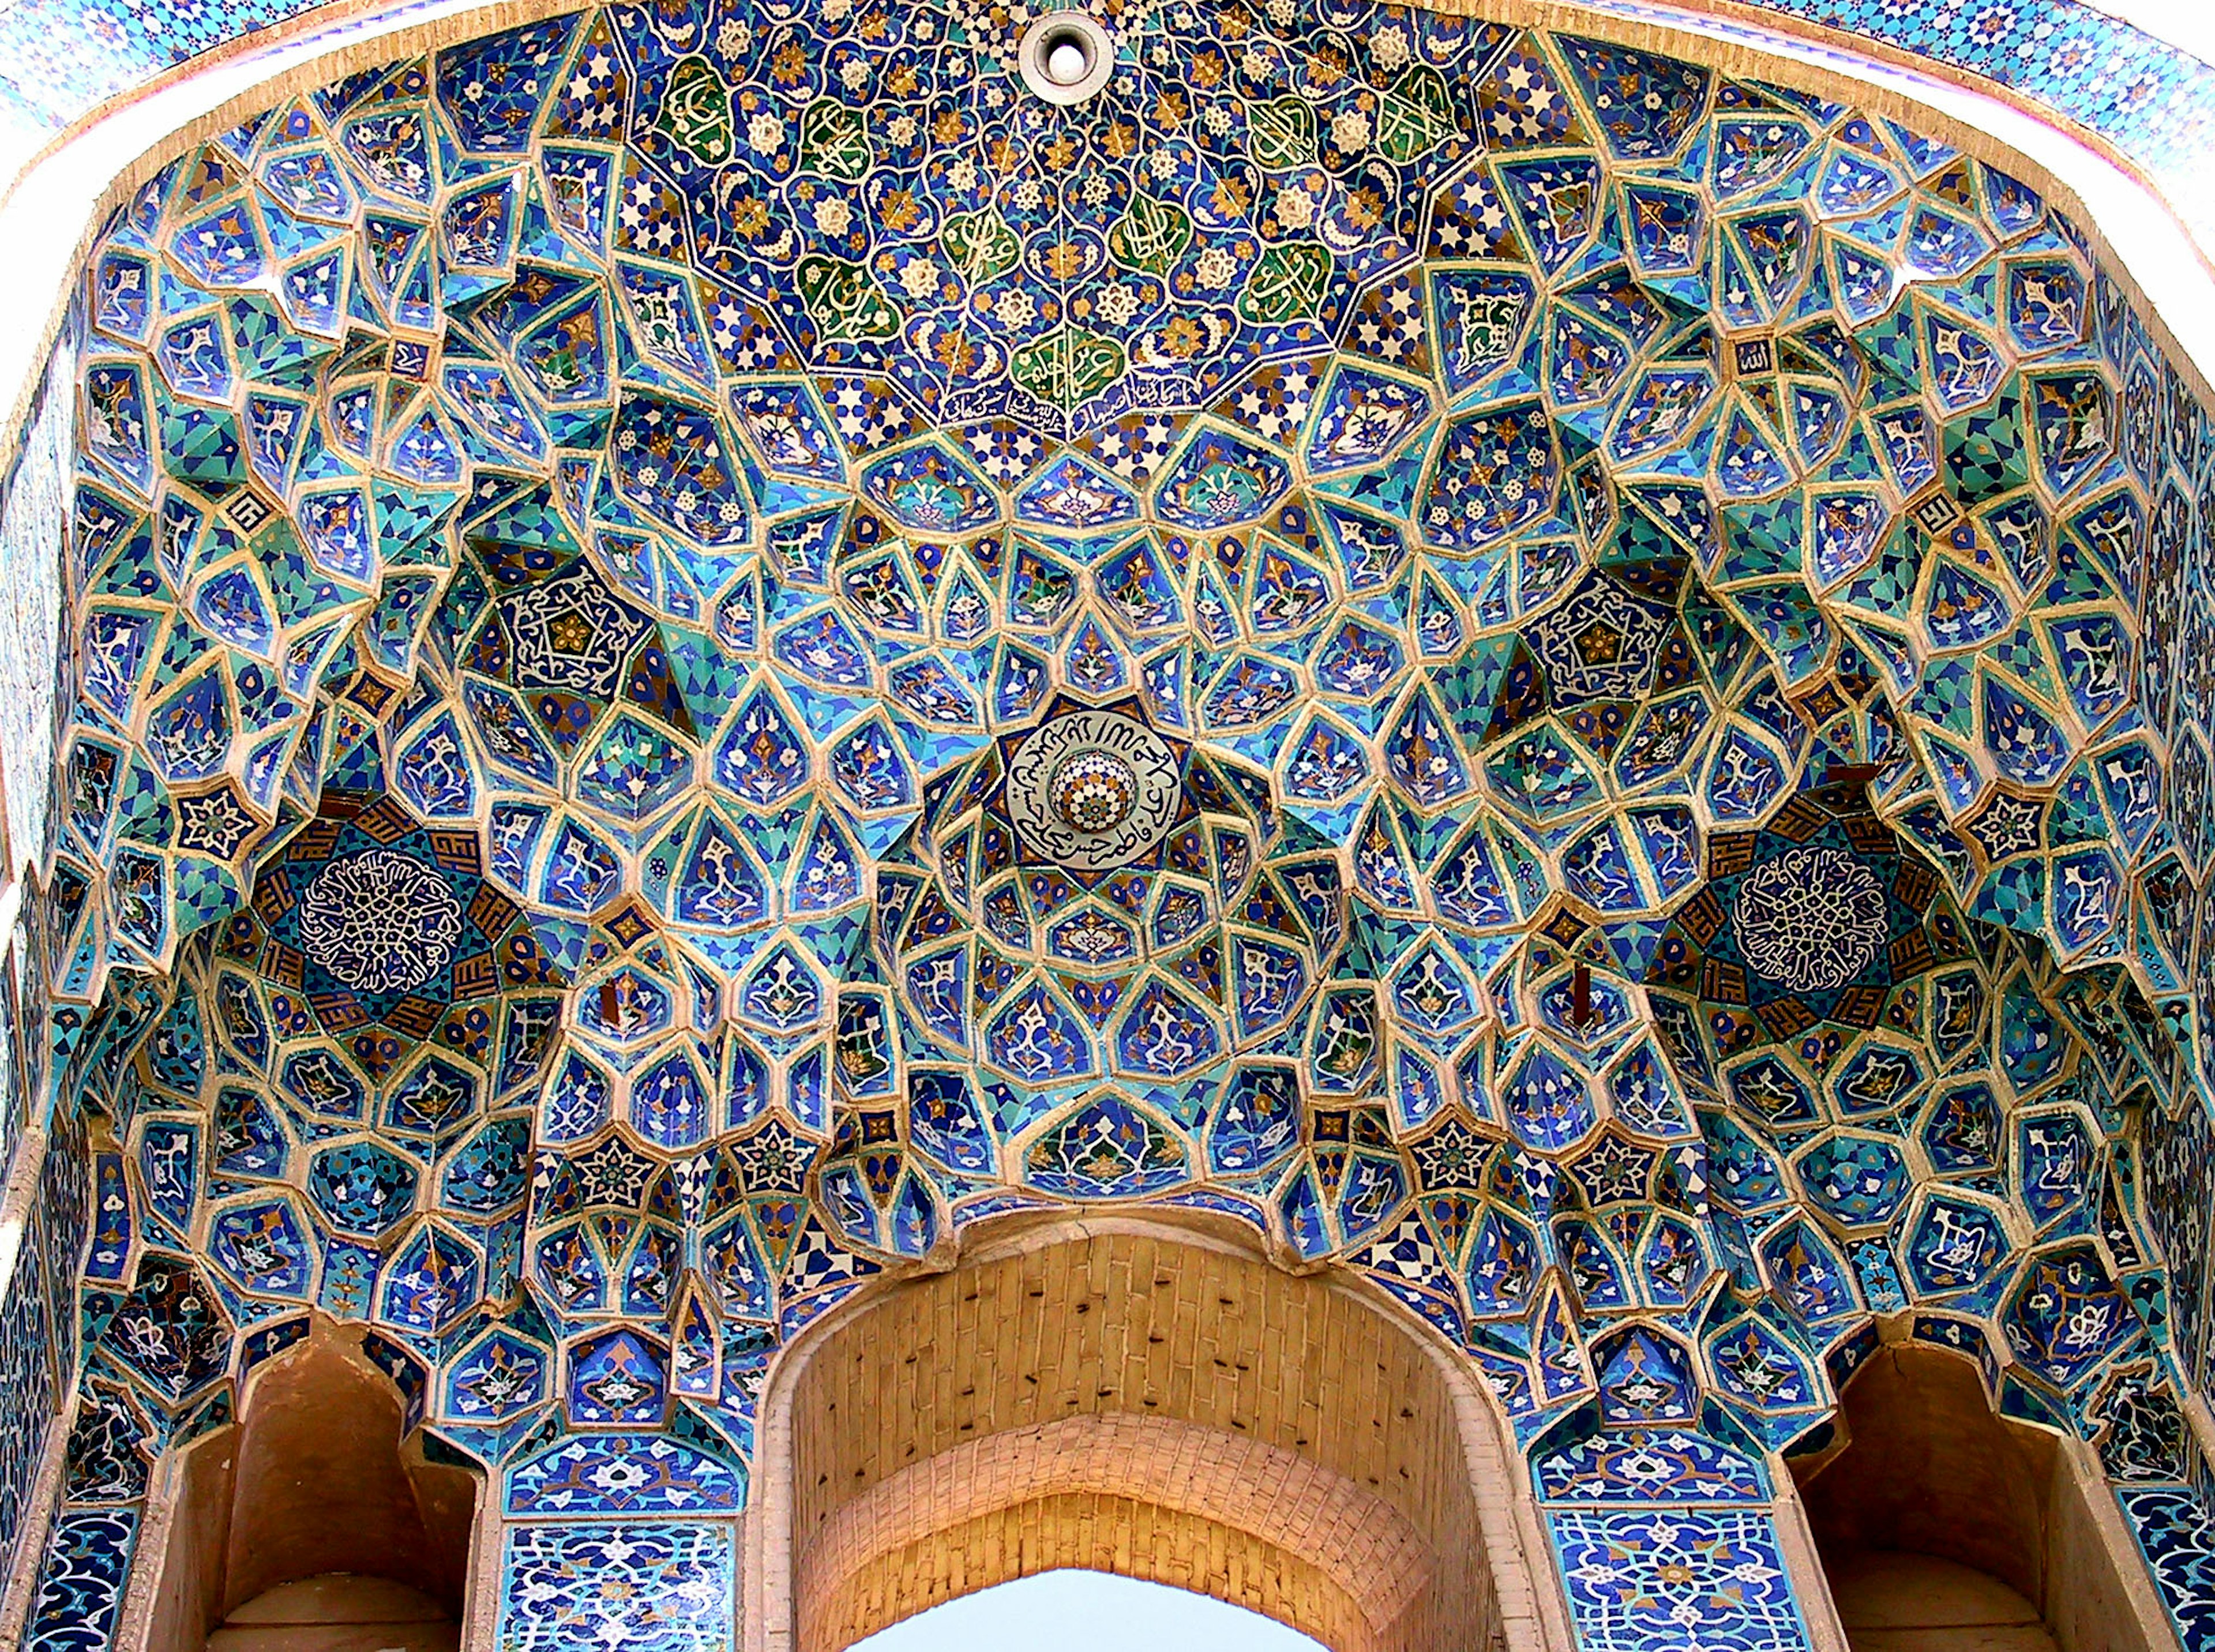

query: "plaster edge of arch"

left=740, top=1204, right=1575, bottom=1652
left=0, top=0, right=2210, bottom=484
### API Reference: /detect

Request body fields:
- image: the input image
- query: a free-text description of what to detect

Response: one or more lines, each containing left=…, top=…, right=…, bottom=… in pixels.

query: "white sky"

left=2082, top=0, right=2215, bottom=70
left=850, top=1571, right=1326, bottom=1651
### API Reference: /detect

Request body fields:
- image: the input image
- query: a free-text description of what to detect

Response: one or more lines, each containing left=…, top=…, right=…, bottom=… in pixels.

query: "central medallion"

left=1007, top=711, right=1181, bottom=871
left=1050, top=749, right=1139, bottom=834
left=298, top=849, right=463, bottom=996
left=1731, top=845, right=1889, bottom=994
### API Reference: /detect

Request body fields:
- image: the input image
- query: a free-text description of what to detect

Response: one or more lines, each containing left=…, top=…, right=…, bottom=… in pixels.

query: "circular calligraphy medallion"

left=1007, top=711, right=1181, bottom=871
left=1730, top=845, right=1887, bottom=995
left=298, top=849, right=464, bottom=996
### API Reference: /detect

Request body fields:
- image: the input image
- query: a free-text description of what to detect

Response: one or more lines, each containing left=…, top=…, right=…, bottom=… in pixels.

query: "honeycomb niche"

left=20, top=1, right=2215, bottom=1650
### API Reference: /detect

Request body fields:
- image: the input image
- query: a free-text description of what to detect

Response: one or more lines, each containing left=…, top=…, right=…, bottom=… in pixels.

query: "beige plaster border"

left=2052, top=1433, right=2186, bottom=1652
left=1767, top=1474, right=1854, bottom=1652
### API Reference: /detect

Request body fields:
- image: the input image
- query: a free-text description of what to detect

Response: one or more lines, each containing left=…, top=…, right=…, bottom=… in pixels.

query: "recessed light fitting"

left=1019, top=12, right=1113, bottom=104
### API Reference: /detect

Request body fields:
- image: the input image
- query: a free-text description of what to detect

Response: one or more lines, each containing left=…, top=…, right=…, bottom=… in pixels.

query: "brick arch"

left=746, top=1214, right=1569, bottom=1652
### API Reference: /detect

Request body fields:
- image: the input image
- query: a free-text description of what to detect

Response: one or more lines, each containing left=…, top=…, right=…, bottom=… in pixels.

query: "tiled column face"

left=1548, top=1507, right=1809, bottom=1651
left=498, top=1520, right=738, bottom=1652
left=495, top=1434, right=745, bottom=1650
left=2116, top=1486, right=2215, bottom=1651
left=1536, top=1426, right=1812, bottom=1652
left=21, top=1510, right=138, bottom=1652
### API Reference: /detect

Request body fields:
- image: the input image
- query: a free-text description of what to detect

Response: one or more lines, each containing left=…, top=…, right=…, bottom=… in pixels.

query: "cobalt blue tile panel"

left=0, top=343, right=82, bottom=895
left=498, top=1520, right=735, bottom=1652
left=0, top=355, right=92, bottom=1612
left=0, top=1075, right=89, bottom=1602
left=2119, top=1485, right=2215, bottom=1652
left=22, top=1508, right=140, bottom=1652
left=504, top=1429, right=747, bottom=1516
left=1548, top=1504, right=1812, bottom=1651
left=1533, top=1425, right=1772, bottom=1502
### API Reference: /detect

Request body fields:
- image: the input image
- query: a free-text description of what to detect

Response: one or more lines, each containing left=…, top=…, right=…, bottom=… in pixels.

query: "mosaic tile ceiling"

left=35, top=1, right=2215, bottom=1645
left=2, top=0, right=2214, bottom=275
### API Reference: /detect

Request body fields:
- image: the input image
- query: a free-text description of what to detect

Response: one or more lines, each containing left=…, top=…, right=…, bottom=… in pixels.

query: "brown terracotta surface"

left=775, top=1224, right=1525, bottom=1652
left=1799, top=1345, right=2175, bottom=1652
left=207, top=1575, right=458, bottom=1652
left=224, top=1577, right=449, bottom=1625
left=801, top=1413, right=1428, bottom=1647
left=2037, top=1441, right=2180, bottom=1652
left=1827, top=1550, right=2058, bottom=1652
left=205, top=1625, right=460, bottom=1652
left=1800, top=1347, right=2053, bottom=1605
left=1829, top=1552, right=2047, bottom=1629
left=219, top=1338, right=472, bottom=1616
left=145, top=1423, right=238, bottom=1652
left=821, top=1491, right=1370, bottom=1652
left=1841, top=1632, right=2062, bottom=1651
left=130, top=1328, right=481, bottom=1652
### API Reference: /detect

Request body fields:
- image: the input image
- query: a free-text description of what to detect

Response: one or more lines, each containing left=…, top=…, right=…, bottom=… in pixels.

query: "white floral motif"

left=298, top=850, right=463, bottom=995
left=899, top=259, right=941, bottom=301
left=1732, top=846, right=1887, bottom=994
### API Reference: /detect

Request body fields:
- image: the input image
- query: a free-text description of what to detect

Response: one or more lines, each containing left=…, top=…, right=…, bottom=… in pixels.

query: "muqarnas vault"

left=3, top=0, right=2215, bottom=1649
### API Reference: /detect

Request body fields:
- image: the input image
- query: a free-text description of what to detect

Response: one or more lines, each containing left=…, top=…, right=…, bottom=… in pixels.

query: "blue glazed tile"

left=24, top=1507, right=140, bottom=1652
left=1548, top=1505, right=1812, bottom=1651
left=2119, top=1485, right=2215, bottom=1652
left=498, top=1520, right=735, bottom=1652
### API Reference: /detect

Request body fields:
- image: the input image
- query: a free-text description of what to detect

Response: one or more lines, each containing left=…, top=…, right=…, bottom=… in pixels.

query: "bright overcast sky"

left=850, top=1571, right=1326, bottom=1651
left=2083, top=0, right=2215, bottom=69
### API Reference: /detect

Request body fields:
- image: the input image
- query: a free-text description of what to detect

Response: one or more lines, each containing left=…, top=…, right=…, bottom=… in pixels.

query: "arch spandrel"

left=9, top=1, right=2215, bottom=1650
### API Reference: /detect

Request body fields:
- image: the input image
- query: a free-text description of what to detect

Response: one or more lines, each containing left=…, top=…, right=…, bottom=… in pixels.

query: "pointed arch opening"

left=849, top=1568, right=1327, bottom=1649
left=748, top=1214, right=1567, bottom=1652
left=1794, top=1340, right=2170, bottom=1652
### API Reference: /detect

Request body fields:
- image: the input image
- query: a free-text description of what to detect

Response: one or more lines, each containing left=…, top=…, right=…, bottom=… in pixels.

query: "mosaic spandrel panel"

left=24, top=0, right=2215, bottom=1646
left=1548, top=1505, right=1810, bottom=1652
left=498, top=1520, right=735, bottom=1652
